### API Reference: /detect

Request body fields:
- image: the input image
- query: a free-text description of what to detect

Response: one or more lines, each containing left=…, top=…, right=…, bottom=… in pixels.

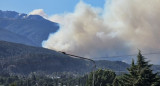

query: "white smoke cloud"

left=29, top=9, right=63, bottom=23
left=42, top=0, right=160, bottom=64
left=48, top=14, right=64, bottom=24
left=29, top=9, right=48, bottom=19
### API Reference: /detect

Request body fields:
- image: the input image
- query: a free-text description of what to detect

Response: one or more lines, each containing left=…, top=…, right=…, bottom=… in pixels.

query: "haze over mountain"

left=0, top=10, right=59, bottom=47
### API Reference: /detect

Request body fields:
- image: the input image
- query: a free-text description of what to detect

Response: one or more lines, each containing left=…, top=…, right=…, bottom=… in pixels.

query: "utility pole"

left=59, top=52, right=96, bottom=86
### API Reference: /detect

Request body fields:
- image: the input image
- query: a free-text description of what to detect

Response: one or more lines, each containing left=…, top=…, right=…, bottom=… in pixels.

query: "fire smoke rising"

left=41, top=0, right=160, bottom=64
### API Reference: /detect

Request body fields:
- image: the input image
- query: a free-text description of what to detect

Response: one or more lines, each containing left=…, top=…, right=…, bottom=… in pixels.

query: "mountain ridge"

left=0, top=41, right=92, bottom=74
left=0, top=10, right=59, bottom=47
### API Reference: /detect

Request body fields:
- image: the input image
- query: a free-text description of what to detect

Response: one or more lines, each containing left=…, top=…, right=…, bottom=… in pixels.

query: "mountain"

left=0, top=10, right=59, bottom=47
left=0, top=41, right=92, bottom=74
left=0, top=41, right=159, bottom=75
left=0, top=28, right=36, bottom=45
left=95, top=60, right=160, bottom=74
left=0, top=41, right=130, bottom=75
left=95, top=60, right=130, bottom=72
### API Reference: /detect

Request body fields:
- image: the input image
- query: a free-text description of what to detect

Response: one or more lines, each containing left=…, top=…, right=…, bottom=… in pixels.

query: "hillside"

left=0, top=10, right=59, bottom=47
left=0, top=28, right=36, bottom=45
left=0, top=41, right=132, bottom=75
left=95, top=60, right=129, bottom=72
left=0, top=41, right=159, bottom=75
left=0, top=41, right=91, bottom=74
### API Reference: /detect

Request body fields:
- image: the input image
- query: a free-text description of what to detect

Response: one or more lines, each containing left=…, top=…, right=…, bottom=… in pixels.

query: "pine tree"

left=120, top=59, right=139, bottom=86
left=117, top=50, right=160, bottom=86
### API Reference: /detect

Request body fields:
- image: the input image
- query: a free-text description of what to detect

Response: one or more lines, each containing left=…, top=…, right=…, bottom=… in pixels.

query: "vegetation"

left=0, top=72, right=88, bottom=86
left=112, top=51, right=160, bottom=86
left=86, top=69, right=116, bottom=86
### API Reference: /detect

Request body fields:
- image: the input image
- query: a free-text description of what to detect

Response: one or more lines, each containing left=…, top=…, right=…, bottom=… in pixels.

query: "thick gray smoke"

left=42, top=0, right=160, bottom=64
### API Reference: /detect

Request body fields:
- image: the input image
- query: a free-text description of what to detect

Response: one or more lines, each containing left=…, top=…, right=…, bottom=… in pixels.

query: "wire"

left=95, top=52, right=160, bottom=59
left=58, top=51, right=160, bottom=62
left=58, top=51, right=160, bottom=59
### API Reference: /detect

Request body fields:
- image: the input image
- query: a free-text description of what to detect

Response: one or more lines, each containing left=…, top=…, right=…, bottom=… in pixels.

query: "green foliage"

left=112, top=78, right=122, bottom=86
left=86, top=69, right=116, bottom=86
left=9, top=83, right=17, bottom=86
left=115, top=50, right=160, bottom=86
left=0, top=72, right=88, bottom=86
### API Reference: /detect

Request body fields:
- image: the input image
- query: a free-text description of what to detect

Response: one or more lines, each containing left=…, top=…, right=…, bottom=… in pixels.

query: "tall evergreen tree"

left=116, top=50, right=160, bottom=86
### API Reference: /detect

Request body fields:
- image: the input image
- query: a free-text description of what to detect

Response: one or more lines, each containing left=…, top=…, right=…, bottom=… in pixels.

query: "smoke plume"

left=29, top=9, right=48, bottom=19
left=42, top=0, right=160, bottom=64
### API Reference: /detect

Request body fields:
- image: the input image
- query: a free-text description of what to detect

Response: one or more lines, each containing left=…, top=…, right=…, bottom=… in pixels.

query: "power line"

left=94, top=52, right=160, bottom=59
left=59, top=51, right=160, bottom=59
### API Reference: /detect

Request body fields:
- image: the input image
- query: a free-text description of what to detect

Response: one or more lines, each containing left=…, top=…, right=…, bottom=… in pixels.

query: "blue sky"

left=0, top=0, right=105, bottom=15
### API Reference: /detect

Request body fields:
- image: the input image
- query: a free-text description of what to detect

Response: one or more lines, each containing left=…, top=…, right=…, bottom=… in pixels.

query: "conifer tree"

left=116, top=50, right=160, bottom=86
